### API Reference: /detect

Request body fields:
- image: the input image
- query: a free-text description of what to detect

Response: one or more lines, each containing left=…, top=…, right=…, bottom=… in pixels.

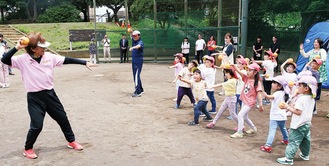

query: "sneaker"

left=233, top=127, right=245, bottom=132
left=313, top=110, right=317, bottom=115
left=230, top=132, right=243, bottom=139
left=281, top=140, right=289, bottom=145
left=227, top=115, right=233, bottom=120
left=132, top=93, right=141, bottom=97
left=172, top=98, right=177, bottom=102
left=245, top=127, right=257, bottom=134
left=199, top=112, right=206, bottom=117
left=68, top=141, right=83, bottom=150
left=256, top=104, right=260, bottom=109
left=327, top=113, right=329, bottom=118
left=218, top=92, right=224, bottom=96
left=23, top=149, right=37, bottom=159
left=206, top=122, right=215, bottom=129
left=174, top=104, right=179, bottom=109
left=188, top=121, right=199, bottom=126
left=260, top=145, right=272, bottom=153
left=277, top=157, right=293, bottom=165
left=208, top=111, right=217, bottom=114
left=299, top=152, right=310, bottom=161
left=203, top=117, right=213, bottom=122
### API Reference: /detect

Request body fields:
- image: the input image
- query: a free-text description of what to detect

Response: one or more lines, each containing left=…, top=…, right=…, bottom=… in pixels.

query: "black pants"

left=120, top=49, right=127, bottom=62
left=183, top=53, right=189, bottom=64
left=195, top=50, right=203, bottom=64
left=315, top=83, right=322, bottom=100
left=25, top=89, right=75, bottom=150
left=263, top=80, right=272, bottom=95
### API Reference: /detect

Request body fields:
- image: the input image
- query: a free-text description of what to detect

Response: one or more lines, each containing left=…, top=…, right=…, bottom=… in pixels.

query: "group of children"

left=168, top=50, right=319, bottom=165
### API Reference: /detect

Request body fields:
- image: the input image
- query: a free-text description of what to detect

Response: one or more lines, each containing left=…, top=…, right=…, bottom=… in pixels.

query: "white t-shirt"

left=181, top=42, right=190, bottom=54
left=282, top=72, right=297, bottom=83
left=200, top=67, right=216, bottom=91
left=195, top=39, right=206, bottom=51
left=178, top=67, right=192, bottom=88
left=103, top=39, right=110, bottom=47
left=236, top=69, right=247, bottom=95
left=262, top=60, right=277, bottom=81
left=191, top=80, right=208, bottom=101
left=290, top=95, right=315, bottom=129
left=270, top=91, right=288, bottom=121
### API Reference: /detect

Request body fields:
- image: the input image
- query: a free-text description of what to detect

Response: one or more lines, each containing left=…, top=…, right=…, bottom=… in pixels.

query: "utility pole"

left=241, top=0, right=248, bottom=56
left=93, top=0, right=98, bottom=63
left=154, top=0, right=157, bottom=62
left=217, top=0, right=222, bottom=46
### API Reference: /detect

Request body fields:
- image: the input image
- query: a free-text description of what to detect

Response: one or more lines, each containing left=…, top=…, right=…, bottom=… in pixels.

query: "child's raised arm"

left=231, top=64, right=247, bottom=78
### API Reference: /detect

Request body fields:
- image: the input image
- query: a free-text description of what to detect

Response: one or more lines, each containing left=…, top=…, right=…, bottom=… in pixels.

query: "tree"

left=38, top=3, right=81, bottom=23
left=71, top=0, right=92, bottom=22
left=96, top=0, right=124, bottom=22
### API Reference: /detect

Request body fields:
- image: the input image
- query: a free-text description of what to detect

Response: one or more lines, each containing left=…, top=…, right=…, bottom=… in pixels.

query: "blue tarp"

left=296, top=21, right=329, bottom=89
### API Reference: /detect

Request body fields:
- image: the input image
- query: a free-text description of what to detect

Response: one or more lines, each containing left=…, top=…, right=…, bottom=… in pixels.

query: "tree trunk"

left=26, top=0, right=32, bottom=20
left=0, top=8, right=4, bottom=22
left=32, top=0, right=37, bottom=21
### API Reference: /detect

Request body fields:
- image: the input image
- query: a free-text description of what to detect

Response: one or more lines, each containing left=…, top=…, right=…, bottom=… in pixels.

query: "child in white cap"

left=260, top=75, right=289, bottom=153
left=277, top=76, right=317, bottom=165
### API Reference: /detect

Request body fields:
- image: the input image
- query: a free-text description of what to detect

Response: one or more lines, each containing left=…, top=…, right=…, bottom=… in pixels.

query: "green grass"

left=12, top=22, right=124, bottom=51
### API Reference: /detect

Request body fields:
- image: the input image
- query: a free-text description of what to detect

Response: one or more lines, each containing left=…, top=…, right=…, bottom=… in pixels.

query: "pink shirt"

left=11, top=52, right=65, bottom=92
left=174, top=63, right=184, bottom=76
left=240, top=75, right=262, bottom=108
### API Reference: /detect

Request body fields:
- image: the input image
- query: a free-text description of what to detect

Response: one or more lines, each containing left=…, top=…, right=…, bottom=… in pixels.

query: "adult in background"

left=269, top=36, right=280, bottom=72
left=222, top=33, right=234, bottom=65
left=0, top=34, right=14, bottom=75
left=129, top=30, right=144, bottom=97
left=102, top=35, right=111, bottom=63
left=1, top=32, right=97, bottom=159
left=119, top=34, right=129, bottom=63
left=195, top=34, right=206, bottom=64
left=207, top=35, right=216, bottom=56
left=253, top=36, right=263, bottom=60
left=181, top=37, right=190, bottom=64
left=300, top=38, right=327, bottom=100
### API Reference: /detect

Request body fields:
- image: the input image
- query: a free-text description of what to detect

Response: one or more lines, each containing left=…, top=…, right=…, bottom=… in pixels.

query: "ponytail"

left=278, top=84, right=290, bottom=102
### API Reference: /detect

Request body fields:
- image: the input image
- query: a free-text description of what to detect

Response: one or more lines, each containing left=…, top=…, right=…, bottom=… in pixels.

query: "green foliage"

left=13, top=22, right=119, bottom=51
left=38, top=3, right=81, bottom=23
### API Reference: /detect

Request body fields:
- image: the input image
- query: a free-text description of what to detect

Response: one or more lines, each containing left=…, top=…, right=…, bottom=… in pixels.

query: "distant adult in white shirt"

left=195, top=34, right=206, bottom=64
left=181, top=37, right=190, bottom=64
left=102, top=35, right=111, bottom=63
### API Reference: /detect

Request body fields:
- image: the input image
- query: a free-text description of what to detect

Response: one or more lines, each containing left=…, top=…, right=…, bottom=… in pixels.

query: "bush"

left=38, top=3, right=81, bottom=23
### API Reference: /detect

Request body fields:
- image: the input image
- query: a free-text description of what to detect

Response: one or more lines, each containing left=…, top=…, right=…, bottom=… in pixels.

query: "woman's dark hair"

left=315, top=38, right=324, bottom=49
left=225, top=33, right=234, bottom=44
left=224, top=69, right=235, bottom=78
left=273, top=81, right=289, bottom=102
left=254, top=71, right=260, bottom=87
left=210, top=35, right=216, bottom=42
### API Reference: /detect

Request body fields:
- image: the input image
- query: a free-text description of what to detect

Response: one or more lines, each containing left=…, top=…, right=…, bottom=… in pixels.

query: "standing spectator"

left=0, top=34, right=14, bottom=75
left=119, top=34, right=129, bottom=63
left=269, top=36, right=280, bottom=72
left=195, top=34, right=206, bottom=64
left=102, top=35, right=111, bottom=63
left=181, top=37, right=190, bottom=64
left=129, top=30, right=144, bottom=97
left=222, top=33, right=234, bottom=65
left=88, top=38, right=97, bottom=64
left=253, top=36, right=263, bottom=60
left=299, top=38, right=327, bottom=101
left=207, top=36, right=216, bottom=56
left=0, top=39, right=9, bottom=88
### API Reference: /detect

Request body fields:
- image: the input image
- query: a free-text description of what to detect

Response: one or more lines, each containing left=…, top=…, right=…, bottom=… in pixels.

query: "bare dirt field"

left=0, top=62, right=328, bottom=166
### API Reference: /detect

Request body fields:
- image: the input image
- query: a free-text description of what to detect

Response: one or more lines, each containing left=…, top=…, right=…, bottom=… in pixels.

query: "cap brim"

left=37, top=41, right=51, bottom=48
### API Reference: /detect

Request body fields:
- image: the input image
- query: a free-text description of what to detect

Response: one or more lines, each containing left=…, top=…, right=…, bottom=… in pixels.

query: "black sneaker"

left=188, top=121, right=199, bottom=126
left=132, top=93, right=141, bottom=97
left=203, top=117, right=213, bottom=121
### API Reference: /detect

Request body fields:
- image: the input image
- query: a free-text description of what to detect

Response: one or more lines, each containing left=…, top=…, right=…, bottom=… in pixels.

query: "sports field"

left=0, top=63, right=328, bottom=165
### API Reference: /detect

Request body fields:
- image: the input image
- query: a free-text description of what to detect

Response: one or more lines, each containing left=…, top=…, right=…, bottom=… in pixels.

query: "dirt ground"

left=0, top=62, right=329, bottom=166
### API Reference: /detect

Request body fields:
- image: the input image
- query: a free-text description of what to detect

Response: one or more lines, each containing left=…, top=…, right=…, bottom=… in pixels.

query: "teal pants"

left=285, top=124, right=311, bottom=159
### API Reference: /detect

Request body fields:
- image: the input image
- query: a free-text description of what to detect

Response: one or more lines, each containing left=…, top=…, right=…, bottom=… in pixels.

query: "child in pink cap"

left=169, top=53, right=184, bottom=101
left=1, top=32, right=97, bottom=159
left=230, top=63, right=264, bottom=138
left=260, top=75, right=289, bottom=153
